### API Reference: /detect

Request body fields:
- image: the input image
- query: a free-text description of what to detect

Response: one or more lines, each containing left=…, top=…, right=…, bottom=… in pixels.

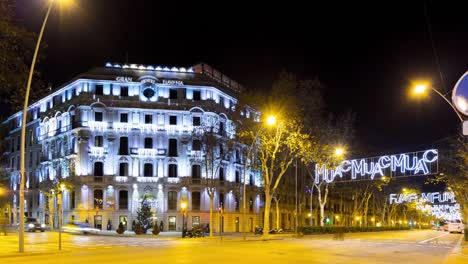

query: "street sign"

left=463, top=120, right=468, bottom=136
left=452, top=71, right=468, bottom=116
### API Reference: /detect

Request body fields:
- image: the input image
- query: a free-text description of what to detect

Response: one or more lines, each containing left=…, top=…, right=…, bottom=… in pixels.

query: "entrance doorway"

left=94, top=215, right=102, bottom=230
left=168, top=216, right=176, bottom=231
left=249, top=217, right=253, bottom=232
left=235, top=217, right=240, bottom=232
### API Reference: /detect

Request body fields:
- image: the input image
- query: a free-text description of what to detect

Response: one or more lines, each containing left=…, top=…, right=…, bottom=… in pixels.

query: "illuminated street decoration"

left=388, top=191, right=461, bottom=221
left=315, top=149, right=438, bottom=183
left=389, top=191, right=456, bottom=204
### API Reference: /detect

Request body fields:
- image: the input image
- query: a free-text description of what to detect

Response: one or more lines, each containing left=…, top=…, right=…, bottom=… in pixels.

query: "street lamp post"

left=181, top=201, right=187, bottom=238
left=19, top=0, right=56, bottom=253
left=58, top=184, right=65, bottom=250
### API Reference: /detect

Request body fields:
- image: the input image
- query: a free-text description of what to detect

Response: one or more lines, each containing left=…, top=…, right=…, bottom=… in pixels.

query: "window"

left=169, top=89, right=177, bottom=99
left=219, top=167, right=225, bottom=181
left=95, top=112, right=103, bottom=122
left=219, top=143, right=224, bottom=158
left=95, top=85, right=103, bottom=95
left=16, top=136, right=19, bottom=150
left=119, top=163, right=128, bottom=176
left=168, top=191, right=177, bottom=210
left=249, top=174, right=254, bottom=186
left=145, top=114, right=153, bottom=124
left=192, top=192, right=200, bottom=210
left=192, top=140, right=201, bottom=151
left=192, top=165, right=201, bottom=181
left=168, top=164, right=177, bottom=178
left=192, top=116, right=201, bottom=126
left=193, top=90, right=201, bottom=101
left=95, top=136, right=103, bottom=147
left=144, top=163, right=153, bottom=177
left=169, top=116, right=177, bottom=125
left=121, top=86, right=128, bottom=97
left=119, top=137, right=129, bottom=155
left=94, top=189, right=103, bottom=209
left=94, top=162, right=103, bottom=176
left=119, top=190, right=128, bottom=210
left=168, top=139, right=177, bottom=157
left=235, top=171, right=240, bottom=183
left=249, top=198, right=253, bottom=212
left=235, top=149, right=241, bottom=162
left=71, top=191, right=76, bottom=209
left=120, top=113, right=128, bottom=123
left=219, top=122, right=225, bottom=135
left=235, top=196, right=239, bottom=211
left=219, top=193, right=224, bottom=209
left=144, top=138, right=153, bottom=149
left=29, top=130, right=34, bottom=146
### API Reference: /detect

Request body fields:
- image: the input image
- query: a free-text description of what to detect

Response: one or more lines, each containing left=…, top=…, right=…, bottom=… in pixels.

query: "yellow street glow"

left=181, top=201, right=187, bottom=209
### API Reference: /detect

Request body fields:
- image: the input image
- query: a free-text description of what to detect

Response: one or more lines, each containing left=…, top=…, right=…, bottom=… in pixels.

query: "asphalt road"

left=0, top=230, right=464, bottom=264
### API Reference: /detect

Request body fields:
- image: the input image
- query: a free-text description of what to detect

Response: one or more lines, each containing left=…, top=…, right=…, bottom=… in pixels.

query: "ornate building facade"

left=2, top=63, right=263, bottom=232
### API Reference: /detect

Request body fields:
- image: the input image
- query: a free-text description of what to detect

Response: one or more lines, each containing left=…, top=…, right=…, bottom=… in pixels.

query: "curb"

left=0, top=250, right=70, bottom=259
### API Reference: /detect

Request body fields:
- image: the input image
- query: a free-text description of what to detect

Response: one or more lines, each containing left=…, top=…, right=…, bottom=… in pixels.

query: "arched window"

left=168, top=191, right=177, bottom=210
left=249, top=174, right=254, bottom=186
left=192, top=165, right=201, bottom=183
left=219, top=193, right=224, bottom=209
left=192, top=191, right=200, bottom=210
left=144, top=163, right=153, bottom=177
left=168, top=139, right=177, bottom=157
left=119, top=162, right=129, bottom=176
left=168, top=164, right=177, bottom=178
left=93, top=189, right=103, bottom=209
left=94, top=162, right=103, bottom=176
left=119, top=190, right=128, bottom=210
left=219, top=167, right=225, bottom=181
left=235, top=170, right=240, bottom=183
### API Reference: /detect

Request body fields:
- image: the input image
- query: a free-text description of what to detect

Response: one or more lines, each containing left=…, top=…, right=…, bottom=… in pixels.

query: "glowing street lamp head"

left=413, top=84, right=428, bottom=95
left=334, top=147, right=345, bottom=157
left=266, top=115, right=277, bottom=126
left=181, top=201, right=187, bottom=210
left=60, top=184, right=66, bottom=191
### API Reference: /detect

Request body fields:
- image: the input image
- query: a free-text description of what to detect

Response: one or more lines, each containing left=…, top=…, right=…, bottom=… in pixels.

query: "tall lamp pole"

left=19, top=0, right=56, bottom=253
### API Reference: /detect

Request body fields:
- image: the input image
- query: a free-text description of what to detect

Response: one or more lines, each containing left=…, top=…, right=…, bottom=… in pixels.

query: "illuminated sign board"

left=116, top=76, right=133, bottom=82
left=162, top=79, right=184, bottom=85
left=315, top=149, right=438, bottom=183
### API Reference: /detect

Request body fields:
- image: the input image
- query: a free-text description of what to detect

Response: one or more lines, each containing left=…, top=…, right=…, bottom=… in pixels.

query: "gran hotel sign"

left=315, top=149, right=438, bottom=183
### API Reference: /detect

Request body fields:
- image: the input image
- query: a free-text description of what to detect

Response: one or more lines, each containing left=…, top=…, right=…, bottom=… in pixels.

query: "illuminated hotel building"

left=2, top=63, right=263, bottom=232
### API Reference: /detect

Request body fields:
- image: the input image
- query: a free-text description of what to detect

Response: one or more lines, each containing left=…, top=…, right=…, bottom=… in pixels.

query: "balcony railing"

left=89, top=147, right=107, bottom=156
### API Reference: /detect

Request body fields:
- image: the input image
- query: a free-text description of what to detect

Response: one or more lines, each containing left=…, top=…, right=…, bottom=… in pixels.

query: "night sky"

left=16, top=0, right=468, bottom=156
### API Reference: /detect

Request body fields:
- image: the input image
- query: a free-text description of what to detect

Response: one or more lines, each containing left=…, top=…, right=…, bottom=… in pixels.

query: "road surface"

left=0, top=229, right=465, bottom=263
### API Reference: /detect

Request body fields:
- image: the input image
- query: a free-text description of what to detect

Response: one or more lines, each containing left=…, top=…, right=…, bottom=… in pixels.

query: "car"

left=448, top=220, right=465, bottom=234
left=63, top=222, right=100, bottom=235
left=25, top=217, right=46, bottom=232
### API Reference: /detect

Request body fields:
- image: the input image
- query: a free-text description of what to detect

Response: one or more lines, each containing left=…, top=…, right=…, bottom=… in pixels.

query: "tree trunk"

left=263, top=189, right=271, bottom=237
left=274, top=197, right=280, bottom=230
left=309, top=188, right=313, bottom=226
left=209, top=195, right=214, bottom=237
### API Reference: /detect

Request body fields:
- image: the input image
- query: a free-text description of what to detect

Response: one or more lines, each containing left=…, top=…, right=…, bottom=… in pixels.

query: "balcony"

left=89, top=147, right=107, bottom=156
left=88, top=121, right=107, bottom=131
left=113, top=122, right=132, bottom=133
left=189, top=150, right=203, bottom=161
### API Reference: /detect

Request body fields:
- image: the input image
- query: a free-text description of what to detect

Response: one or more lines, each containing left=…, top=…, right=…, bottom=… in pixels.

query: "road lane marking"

left=418, top=233, right=449, bottom=244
